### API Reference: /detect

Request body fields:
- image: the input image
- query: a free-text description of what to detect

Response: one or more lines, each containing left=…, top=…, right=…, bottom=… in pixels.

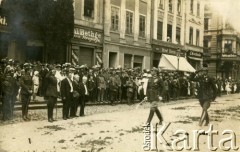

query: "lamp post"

left=177, top=48, right=181, bottom=71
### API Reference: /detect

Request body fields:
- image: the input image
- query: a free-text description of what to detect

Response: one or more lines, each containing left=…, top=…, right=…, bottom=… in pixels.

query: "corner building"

left=204, top=3, right=240, bottom=79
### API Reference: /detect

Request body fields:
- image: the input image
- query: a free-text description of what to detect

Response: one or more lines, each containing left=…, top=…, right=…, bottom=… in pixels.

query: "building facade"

left=204, top=3, right=240, bottom=80
left=71, top=0, right=104, bottom=67
left=103, top=0, right=151, bottom=69
left=151, top=0, right=204, bottom=71
left=1, top=0, right=205, bottom=71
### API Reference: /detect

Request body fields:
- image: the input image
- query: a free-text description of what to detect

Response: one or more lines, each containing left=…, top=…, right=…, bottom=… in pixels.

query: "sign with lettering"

left=221, top=54, right=237, bottom=58
left=74, top=27, right=103, bottom=44
left=188, top=51, right=202, bottom=58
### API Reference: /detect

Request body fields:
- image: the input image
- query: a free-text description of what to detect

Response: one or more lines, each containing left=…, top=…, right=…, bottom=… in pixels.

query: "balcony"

left=218, top=29, right=238, bottom=36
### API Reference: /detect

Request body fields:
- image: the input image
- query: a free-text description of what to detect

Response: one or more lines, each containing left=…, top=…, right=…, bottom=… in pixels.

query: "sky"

left=208, top=0, right=240, bottom=31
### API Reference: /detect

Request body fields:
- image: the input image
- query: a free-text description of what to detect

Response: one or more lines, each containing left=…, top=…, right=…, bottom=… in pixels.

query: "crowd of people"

left=0, top=58, right=239, bottom=123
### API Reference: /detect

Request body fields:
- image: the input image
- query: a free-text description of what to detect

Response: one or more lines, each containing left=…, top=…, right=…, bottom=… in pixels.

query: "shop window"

left=168, top=0, right=173, bottom=13
left=111, top=6, right=119, bottom=31
left=190, top=0, right=193, bottom=14
left=189, top=27, right=193, bottom=45
left=84, top=0, right=94, bottom=17
left=177, top=0, right=181, bottom=15
left=224, top=40, right=232, bottom=53
left=196, top=29, right=200, bottom=46
left=134, top=55, right=143, bottom=69
left=197, top=1, right=200, bottom=17
left=139, top=15, right=145, bottom=37
left=159, top=0, right=164, bottom=9
left=124, top=54, right=132, bottom=68
left=126, top=11, right=133, bottom=34
left=204, top=18, right=209, bottom=30
left=176, top=27, right=181, bottom=44
left=157, top=21, right=163, bottom=40
left=167, top=24, right=172, bottom=42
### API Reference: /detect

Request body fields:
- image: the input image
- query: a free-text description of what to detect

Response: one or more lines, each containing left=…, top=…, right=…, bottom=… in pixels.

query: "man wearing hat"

left=60, top=70, right=74, bottom=120
left=145, top=69, right=163, bottom=125
left=19, top=64, right=33, bottom=121
left=1, top=68, right=17, bottom=121
left=192, top=66, right=217, bottom=126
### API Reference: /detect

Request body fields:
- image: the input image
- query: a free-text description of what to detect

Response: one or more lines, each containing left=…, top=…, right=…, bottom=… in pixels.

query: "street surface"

left=1, top=94, right=240, bottom=152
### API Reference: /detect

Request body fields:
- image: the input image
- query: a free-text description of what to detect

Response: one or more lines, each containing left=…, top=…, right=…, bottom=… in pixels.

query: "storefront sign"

left=74, top=27, right=102, bottom=44
left=188, top=51, right=202, bottom=58
left=221, top=54, right=237, bottom=58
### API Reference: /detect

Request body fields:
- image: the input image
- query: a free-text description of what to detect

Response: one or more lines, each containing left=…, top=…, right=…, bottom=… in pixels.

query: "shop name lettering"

left=222, top=54, right=237, bottom=58
left=74, top=28, right=102, bottom=43
left=190, top=51, right=201, bottom=57
left=143, top=123, right=239, bottom=151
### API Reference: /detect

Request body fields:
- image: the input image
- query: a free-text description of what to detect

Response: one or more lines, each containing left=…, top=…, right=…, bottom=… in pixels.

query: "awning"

left=159, top=54, right=196, bottom=72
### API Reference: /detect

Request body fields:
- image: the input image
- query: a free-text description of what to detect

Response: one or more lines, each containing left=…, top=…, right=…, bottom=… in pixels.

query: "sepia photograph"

left=0, top=0, right=240, bottom=151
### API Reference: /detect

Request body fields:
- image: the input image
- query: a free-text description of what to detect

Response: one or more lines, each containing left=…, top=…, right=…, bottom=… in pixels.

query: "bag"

left=73, top=91, right=80, bottom=98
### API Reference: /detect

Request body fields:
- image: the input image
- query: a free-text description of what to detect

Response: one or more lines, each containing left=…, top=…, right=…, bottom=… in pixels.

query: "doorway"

left=109, top=52, right=117, bottom=68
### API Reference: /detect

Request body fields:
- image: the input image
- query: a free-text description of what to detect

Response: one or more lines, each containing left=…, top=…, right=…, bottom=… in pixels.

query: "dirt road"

left=1, top=94, right=240, bottom=152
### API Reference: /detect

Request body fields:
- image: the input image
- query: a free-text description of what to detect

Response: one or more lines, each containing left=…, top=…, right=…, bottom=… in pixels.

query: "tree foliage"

left=1, top=0, right=74, bottom=63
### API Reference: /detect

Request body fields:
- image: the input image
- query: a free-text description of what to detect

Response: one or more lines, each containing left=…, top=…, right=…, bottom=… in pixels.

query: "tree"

left=1, top=0, right=74, bottom=63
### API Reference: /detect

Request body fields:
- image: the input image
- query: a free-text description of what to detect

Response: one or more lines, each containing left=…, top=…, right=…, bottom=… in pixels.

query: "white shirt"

left=84, top=84, right=88, bottom=95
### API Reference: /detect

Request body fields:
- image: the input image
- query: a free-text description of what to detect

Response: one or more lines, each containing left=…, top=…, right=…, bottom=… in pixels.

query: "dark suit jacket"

left=45, top=73, right=58, bottom=98
left=73, top=80, right=85, bottom=97
left=60, top=78, right=72, bottom=100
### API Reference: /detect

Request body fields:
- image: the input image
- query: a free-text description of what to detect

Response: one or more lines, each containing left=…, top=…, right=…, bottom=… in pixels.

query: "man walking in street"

left=145, top=69, right=163, bottom=125
left=192, top=67, right=217, bottom=126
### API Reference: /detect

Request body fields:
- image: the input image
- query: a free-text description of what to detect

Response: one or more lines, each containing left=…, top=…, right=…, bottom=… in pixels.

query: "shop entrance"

left=109, top=52, right=117, bottom=68
left=26, top=46, right=43, bottom=62
left=79, top=47, right=94, bottom=67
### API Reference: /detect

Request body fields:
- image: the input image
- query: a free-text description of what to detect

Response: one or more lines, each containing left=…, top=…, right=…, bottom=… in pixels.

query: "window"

left=167, top=24, right=172, bottom=42
left=84, top=0, right=94, bottom=17
left=177, top=0, right=181, bottom=15
left=169, top=0, right=173, bottom=13
left=196, top=29, right=200, bottom=46
left=157, top=21, right=163, bottom=40
left=224, top=40, right=232, bottom=53
left=204, top=18, right=209, bottom=30
left=139, top=15, right=145, bottom=37
left=204, top=40, right=208, bottom=48
left=176, top=27, right=181, bottom=44
left=126, top=11, right=133, bottom=34
left=190, top=0, right=193, bottom=14
left=189, top=27, right=193, bottom=45
left=159, top=0, right=164, bottom=9
left=197, top=1, right=200, bottom=16
left=111, top=6, right=119, bottom=31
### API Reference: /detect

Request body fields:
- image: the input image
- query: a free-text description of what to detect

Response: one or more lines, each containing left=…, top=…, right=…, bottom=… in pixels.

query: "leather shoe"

left=48, top=119, right=53, bottom=123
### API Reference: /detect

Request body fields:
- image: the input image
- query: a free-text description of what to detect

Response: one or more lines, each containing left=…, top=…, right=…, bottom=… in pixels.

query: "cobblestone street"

left=1, top=94, right=240, bottom=152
